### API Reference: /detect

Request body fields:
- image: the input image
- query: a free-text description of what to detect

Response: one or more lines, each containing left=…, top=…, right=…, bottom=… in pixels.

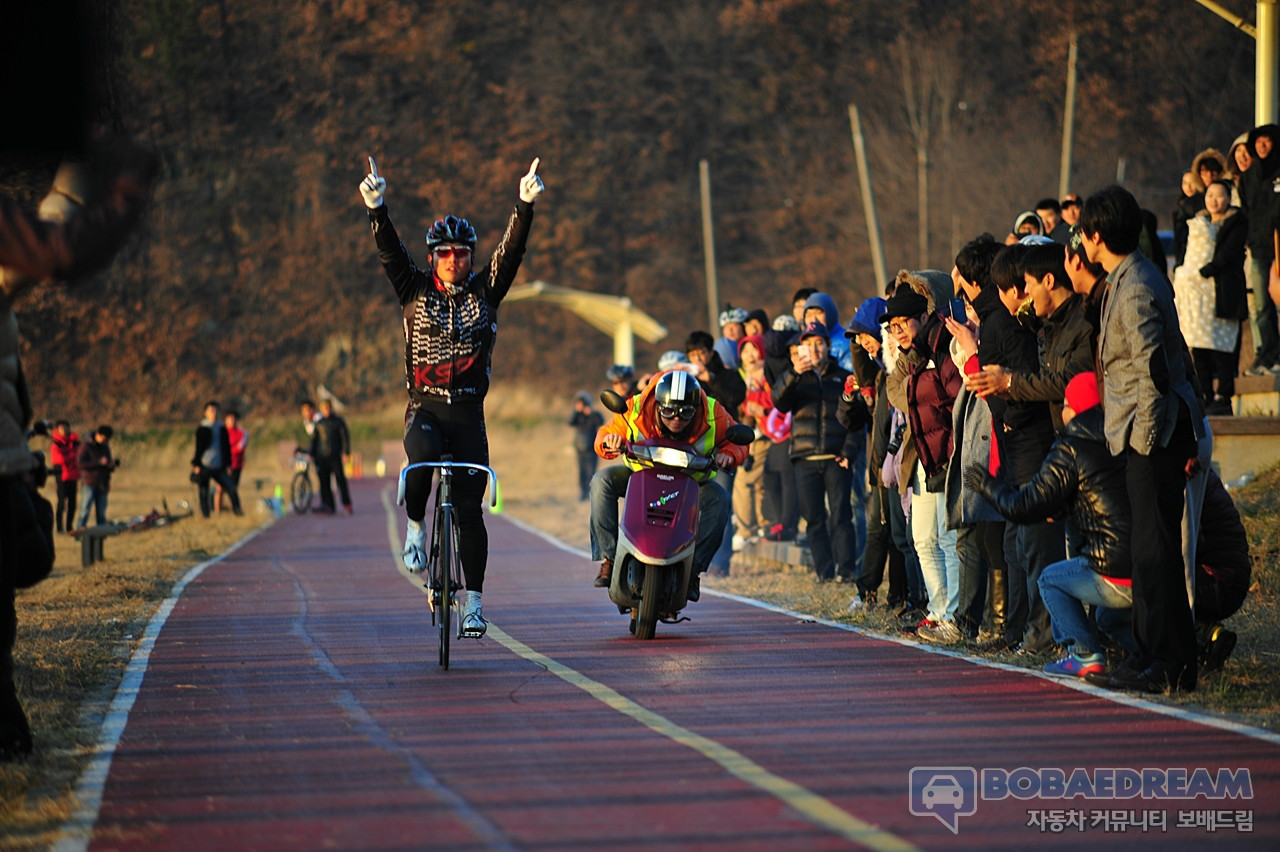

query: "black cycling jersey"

left=368, top=201, right=533, bottom=407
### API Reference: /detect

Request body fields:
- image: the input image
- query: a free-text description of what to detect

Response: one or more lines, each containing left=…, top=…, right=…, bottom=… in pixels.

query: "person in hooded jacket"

left=772, top=321, right=862, bottom=583
left=841, top=296, right=915, bottom=612
left=1238, top=123, right=1280, bottom=374
left=800, top=292, right=864, bottom=568
left=1177, top=179, right=1249, bottom=415
left=800, top=292, right=853, bottom=372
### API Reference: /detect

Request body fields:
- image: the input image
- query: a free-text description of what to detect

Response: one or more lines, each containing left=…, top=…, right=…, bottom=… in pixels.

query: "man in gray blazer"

left=1079, top=185, right=1204, bottom=694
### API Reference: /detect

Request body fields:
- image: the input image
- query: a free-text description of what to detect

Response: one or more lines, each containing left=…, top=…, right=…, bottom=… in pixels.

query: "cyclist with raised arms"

left=359, top=156, right=544, bottom=637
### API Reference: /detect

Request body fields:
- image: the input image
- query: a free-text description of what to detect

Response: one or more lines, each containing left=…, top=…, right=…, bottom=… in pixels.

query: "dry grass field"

left=0, top=381, right=1276, bottom=847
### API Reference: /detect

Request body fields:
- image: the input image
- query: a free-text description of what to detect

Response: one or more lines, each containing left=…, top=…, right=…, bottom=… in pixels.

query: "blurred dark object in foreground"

left=0, top=0, right=119, bottom=198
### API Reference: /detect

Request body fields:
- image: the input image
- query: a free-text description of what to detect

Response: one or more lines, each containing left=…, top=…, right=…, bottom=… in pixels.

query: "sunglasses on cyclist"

left=658, top=403, right=697, bottom=420
left=432, top=245, right=473, bottom=260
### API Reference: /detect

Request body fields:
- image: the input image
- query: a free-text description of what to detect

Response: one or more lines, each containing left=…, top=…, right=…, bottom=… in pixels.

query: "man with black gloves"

left=360, top=155, right=543, bottom=637
left=772, top=321, right=863, bottom=583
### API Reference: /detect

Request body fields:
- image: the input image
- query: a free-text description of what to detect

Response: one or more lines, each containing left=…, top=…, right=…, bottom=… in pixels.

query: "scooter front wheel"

left=634, top=562, right=662, bottom=640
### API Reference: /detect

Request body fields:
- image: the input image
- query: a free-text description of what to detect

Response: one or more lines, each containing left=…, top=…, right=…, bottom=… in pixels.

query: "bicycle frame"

left=396, top=457, right=499, bottom=668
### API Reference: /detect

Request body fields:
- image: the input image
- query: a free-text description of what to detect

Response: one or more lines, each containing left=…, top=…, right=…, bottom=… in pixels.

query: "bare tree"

left=892, top=32, right=959, bottom=269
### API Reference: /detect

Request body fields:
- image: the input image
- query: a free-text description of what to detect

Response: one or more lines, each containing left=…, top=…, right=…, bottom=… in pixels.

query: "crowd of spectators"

left=588, top=126, right=1277, bottom=694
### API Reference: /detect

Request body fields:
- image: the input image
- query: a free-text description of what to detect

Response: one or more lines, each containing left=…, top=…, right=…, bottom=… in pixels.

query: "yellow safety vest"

left=622, top=394, right=719, bottom=482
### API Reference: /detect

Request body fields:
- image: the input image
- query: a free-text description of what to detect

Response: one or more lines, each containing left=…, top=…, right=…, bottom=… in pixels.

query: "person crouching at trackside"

left=965, top=373, right=1136, bottom=682
left=588, top=370, right=749, bottom=601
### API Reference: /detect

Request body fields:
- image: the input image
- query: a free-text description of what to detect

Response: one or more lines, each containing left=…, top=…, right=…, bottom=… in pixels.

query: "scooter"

left=599, top=390, right=753, bottom=639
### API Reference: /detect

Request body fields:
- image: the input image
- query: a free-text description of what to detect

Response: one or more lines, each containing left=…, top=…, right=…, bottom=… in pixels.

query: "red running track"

left=70, top=478, right=1279, bottom=851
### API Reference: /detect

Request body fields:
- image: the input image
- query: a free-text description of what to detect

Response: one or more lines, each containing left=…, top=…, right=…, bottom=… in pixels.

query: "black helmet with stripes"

left=654, top=370, right=702, bottom=415
left=425, top=215, right=477, bottom=251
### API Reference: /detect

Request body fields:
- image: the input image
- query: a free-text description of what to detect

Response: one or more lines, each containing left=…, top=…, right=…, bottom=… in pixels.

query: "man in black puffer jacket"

left=772, top=321, right=863, bottom=582
left=966, top=373, right=1134, bottom=683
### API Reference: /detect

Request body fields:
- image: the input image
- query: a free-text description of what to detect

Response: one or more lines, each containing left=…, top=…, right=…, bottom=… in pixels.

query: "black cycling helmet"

left=425, top=215, right=477, bottom=251
left=653, top=370, right=702, bottom=418
left=605, top=364, right=634, bottom=382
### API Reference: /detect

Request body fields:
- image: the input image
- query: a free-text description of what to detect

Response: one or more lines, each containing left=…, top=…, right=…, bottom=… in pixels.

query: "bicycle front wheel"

left=436, top=506, right=453, bottom=669
left=291, top=472, right=312, bottom=514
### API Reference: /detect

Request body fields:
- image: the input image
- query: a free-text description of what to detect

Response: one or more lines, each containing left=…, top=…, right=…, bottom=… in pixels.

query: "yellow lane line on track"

left=380, top=486, right=919, bottom=851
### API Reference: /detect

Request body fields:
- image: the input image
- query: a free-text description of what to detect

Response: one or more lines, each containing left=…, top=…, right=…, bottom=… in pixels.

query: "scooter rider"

left=359, top=156, right=544, bottom=637
left=589, top=370, right=749, bottom=599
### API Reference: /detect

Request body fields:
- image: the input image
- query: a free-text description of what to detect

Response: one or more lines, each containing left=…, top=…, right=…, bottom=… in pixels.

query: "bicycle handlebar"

left=396, top=460, right=500, bottom=508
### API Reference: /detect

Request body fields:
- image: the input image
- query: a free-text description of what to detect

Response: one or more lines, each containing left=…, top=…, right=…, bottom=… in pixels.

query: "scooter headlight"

left=644, top=446, right=695, bottom=468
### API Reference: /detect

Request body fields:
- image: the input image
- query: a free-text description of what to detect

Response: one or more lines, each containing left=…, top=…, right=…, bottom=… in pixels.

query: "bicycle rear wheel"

left=291, top=471, right=312, bottom=514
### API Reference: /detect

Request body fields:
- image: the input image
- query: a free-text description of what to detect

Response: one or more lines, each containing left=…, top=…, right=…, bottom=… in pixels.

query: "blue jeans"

left=589, top=464, right=730, bottom=576
left=1037, top=556, right=1135, bottom=656
left=75, top=485, right=109, bottom=529
left=910, top=464, right=960, bottom=622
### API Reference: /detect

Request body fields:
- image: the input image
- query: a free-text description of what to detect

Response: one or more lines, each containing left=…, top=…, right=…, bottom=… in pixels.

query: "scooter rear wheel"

left=634, top=562, right=662, bottom=639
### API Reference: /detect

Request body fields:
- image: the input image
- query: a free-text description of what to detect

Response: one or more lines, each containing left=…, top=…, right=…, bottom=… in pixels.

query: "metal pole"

left=1058, top=33, right=1078, bottom=200
left=699, top=159, right=719, bottom=333
left=917, top=145, right=929, bottom=269
left=613, top=316, right=634, bottom=367
left=848, top=105, right=887, bottom=289
left=1192, top=0, right=1257, bottom=36
left=1259, top=1, right=1279, bottom=124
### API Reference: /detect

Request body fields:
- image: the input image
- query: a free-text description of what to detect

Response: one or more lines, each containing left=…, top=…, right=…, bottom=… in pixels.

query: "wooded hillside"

left=10, top=0, right=1258, bottom=426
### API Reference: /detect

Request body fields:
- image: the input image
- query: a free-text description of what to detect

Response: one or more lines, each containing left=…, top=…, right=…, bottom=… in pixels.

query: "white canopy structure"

left=505, top=280, right=668, bottom=368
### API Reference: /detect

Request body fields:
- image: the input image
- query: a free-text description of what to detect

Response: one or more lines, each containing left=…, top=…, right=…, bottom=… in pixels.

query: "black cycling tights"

left=403, top=402, right=490, bottom=592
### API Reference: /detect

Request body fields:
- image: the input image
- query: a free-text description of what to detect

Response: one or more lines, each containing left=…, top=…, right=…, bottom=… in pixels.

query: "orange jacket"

left=594, top=369, right=749, bottom=479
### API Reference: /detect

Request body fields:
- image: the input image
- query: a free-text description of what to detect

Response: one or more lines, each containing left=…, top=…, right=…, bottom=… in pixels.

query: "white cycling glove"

left=518, top=157, right=544, bottom=203
left=359, top=162, right=386, bottom=209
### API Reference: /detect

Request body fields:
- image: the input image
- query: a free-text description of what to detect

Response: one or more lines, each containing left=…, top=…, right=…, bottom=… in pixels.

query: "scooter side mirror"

left=725, top=424, right=755, bottom=446
left=600, top=389, right=628, bottom=414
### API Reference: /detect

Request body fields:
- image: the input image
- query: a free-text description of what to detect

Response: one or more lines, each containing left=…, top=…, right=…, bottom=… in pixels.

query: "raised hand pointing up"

left=518, top=158, right=544, bottom=204
left=359, top=156, right=386, bottom=209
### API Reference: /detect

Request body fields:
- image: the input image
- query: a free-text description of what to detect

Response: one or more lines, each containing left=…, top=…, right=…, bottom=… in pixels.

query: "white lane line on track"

left=274, top=555, right=518, bottom=852
left=707, top=590, right=1280, bottom=747
left=53, top=524, right=271, bottom=852
left=498, top=509, right=1280, bottom=746
left=390, top=490, right=920, bottom=851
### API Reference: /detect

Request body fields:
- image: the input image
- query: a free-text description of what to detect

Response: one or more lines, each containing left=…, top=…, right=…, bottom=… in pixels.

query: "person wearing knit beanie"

left=1063, top=372, right=1101, bottom=419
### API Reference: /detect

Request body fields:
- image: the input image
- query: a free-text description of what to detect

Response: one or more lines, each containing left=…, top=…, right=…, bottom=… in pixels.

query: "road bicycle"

left=291, top=450, right=314, bottom=514
left=397, top=455, right=499, bottom=669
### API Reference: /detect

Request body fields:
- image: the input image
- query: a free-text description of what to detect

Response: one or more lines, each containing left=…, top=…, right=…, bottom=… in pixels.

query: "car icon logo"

left=909, top=766, right=977, bottom=834
left=922, top=775, right=964, bottom=809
